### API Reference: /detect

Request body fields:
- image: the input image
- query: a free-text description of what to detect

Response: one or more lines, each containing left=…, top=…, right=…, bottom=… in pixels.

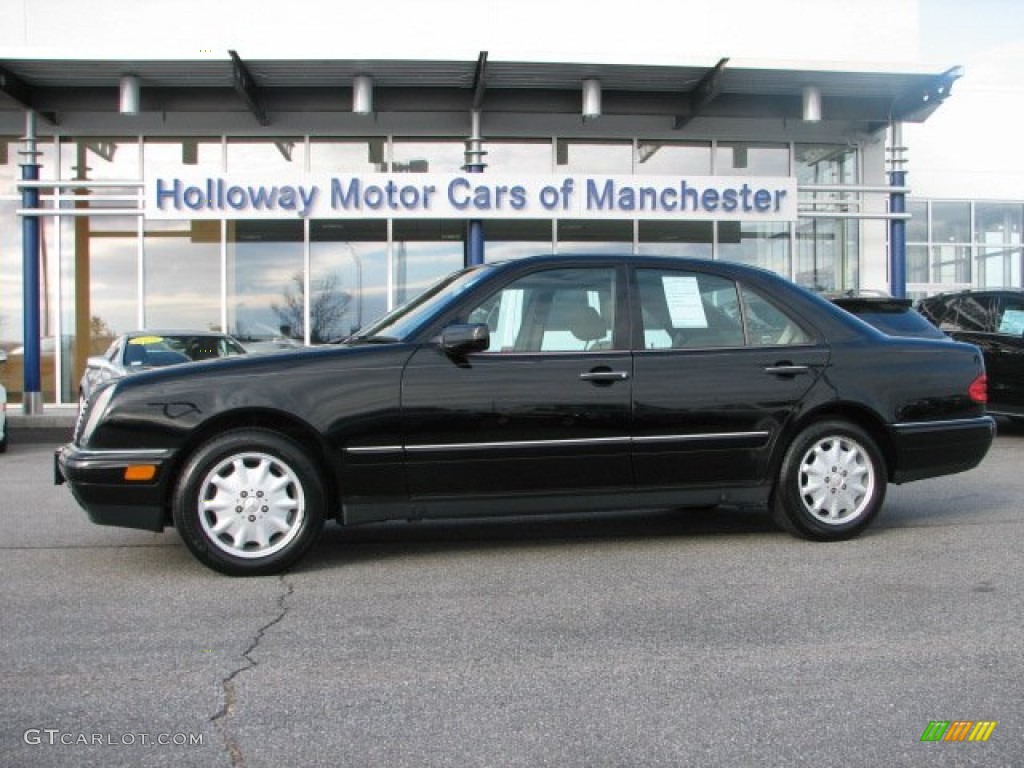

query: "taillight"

left=969, top=373, right=987, bottom=404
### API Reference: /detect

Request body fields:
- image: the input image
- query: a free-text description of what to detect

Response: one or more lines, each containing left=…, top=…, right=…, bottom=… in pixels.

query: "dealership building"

left=0, top=2, right=1019, bottom=409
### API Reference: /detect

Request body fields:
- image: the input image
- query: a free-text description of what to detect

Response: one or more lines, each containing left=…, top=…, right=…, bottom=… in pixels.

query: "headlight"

left=79, top=384, right=116, bottom=446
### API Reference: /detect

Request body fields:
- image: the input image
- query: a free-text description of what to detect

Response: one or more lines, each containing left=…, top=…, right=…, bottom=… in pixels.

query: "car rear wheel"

left=173, top=428, right=325, bottom=576
left=772, top=420, right=886, bottom=541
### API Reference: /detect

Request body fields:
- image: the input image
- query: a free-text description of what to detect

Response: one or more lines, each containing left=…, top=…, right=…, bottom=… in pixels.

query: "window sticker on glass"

left=662, top=276, right=708, bottom=328
left=998, top=309, right=1024, bottom=335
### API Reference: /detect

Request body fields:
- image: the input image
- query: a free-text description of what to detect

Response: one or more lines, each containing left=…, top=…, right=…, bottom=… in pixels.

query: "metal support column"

left=20, top=110, right=43, bottom=414
left=888, top=122, right=908, bottom=298
left=464, top=109, right=486, bottom=266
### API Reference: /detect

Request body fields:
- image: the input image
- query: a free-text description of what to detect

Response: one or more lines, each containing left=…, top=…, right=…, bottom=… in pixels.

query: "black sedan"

left=57, top=255, right=995, bottom=576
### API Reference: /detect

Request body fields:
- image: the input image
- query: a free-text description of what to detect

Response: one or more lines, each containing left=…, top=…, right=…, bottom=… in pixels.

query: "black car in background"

left=917, top=289, right=1024, bottom=419
left=57, top=255, right=995, bottom=576
left=828, top=294, right=946, bottom=340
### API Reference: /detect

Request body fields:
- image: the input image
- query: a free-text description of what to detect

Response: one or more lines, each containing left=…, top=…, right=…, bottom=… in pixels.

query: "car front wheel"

left=772, top=420, right=886, bottom=541
left=173, top=429, right=325, bottom=576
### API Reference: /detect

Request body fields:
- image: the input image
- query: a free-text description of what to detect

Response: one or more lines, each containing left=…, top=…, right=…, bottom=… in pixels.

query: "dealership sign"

left=146, top=173, right=796, bottom=221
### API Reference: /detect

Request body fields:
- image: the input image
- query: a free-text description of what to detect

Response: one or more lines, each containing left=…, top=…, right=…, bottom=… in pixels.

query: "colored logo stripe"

left=920, top=720, right=997, bottom=742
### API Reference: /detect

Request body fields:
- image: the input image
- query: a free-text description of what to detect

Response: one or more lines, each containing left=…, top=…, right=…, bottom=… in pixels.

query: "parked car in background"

left=0, top=382, right=7, bottom=453
left=828, top=293, right=947, bottom=340
left=56, top=255, right=995, bottom=576
left=917, top=289, right=1024, bottom=419
left=79, top=331, right=248, bottom=403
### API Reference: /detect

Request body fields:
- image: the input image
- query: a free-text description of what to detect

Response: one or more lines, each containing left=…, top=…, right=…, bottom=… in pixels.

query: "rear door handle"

left=579, top=371, right=630, bottom=382
left=764, top=364, right=810, bottom=376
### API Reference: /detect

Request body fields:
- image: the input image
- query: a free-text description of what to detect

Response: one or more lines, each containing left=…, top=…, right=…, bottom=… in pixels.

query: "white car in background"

left=0, top=382, right=7, bottom=453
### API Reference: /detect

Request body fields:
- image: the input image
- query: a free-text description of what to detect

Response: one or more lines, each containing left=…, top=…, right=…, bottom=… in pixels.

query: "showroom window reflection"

left=226, top=220, right=305, bottom=346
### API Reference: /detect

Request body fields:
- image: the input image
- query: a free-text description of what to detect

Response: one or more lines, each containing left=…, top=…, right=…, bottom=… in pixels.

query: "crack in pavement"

left=211, top=574, right=294, bottom=768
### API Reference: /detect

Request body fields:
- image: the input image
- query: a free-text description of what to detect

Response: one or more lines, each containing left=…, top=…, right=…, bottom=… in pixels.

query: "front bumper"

left=55, top=443, right=175, bottom=532
left=890, top=416, right=996, bottom=483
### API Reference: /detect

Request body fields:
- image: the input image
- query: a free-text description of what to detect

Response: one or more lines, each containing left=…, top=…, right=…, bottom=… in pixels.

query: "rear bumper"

left=55, top=444, right=174, bottom=532
left=890, top=416, right=996, bottom=483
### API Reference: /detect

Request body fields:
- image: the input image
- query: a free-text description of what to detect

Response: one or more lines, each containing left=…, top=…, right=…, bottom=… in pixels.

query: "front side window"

left=463, top=268, right=617, bottom=353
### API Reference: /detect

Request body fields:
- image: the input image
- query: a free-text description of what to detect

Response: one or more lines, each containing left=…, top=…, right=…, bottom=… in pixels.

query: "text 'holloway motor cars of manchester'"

left=56, top=255, right=995, bottom=576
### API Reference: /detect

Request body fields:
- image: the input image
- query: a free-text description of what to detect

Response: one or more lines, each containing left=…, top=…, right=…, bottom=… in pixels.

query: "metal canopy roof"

left=0, top=54, right=961, bottom=130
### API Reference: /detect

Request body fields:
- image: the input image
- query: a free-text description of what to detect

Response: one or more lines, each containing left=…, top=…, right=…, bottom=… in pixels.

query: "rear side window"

left=636, top=269, right=809, bottom=349
left=997, top=297, right=1024, bottom=335
left=948, top=295, right=997, bottom=333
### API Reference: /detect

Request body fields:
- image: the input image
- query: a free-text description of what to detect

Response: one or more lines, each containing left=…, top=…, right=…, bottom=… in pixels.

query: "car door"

left=630, top=266, right=830, bottom=488
left=401, top=265, right=633, bottom=504
left=988, top=294, right=1024, bottom=415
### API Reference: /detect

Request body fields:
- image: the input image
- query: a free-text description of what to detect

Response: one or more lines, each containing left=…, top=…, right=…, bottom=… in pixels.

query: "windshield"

left=350, top=265, right=493, bottom=342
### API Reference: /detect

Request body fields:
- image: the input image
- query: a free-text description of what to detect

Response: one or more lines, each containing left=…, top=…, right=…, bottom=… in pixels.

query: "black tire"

left=772, top=420, right=886, bottom=541
left=0, top=432, right=7, bottom=453
left=173, top=428, right=325, bottom=576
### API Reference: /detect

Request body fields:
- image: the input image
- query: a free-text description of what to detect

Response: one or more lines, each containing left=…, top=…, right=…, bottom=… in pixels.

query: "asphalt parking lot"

left=1, top=425, right=1022, bottom=767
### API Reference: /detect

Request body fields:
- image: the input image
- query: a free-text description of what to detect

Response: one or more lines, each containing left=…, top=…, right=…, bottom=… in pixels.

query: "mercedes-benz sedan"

left=57, top=255, right=995, bottom=575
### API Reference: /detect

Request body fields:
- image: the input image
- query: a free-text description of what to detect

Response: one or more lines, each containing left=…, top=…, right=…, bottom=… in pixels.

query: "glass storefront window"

left=144, top=137, right=223, bottom=176
left=143, top=220, right=222, bottom=331
left=907, top=245, right=930, bottom=284
left=931, top=201, right=971, bottom=243
left=310, top=220, right=388, bottom=337
left=637, top=221, right=712, bottom=258
left=392, top=140, right=464, bottom=173
left=485, top=140, right=553, bottom=173
left=718, top=221, right=791, bottom=275
left=556, top=220, right=633, bottom=254
left=795, top=218, right=858, bottom=292
left=636, top=141, right=711, bottom=175
left=931, top=243, right=971, bottom=285
left=715, top=142, right=789, bottom=176
left=555, top=140, right=632, bottom=173
left=226, top=220, right=304, bottom=345
left=480, top=220, right=554, bottom=261
left=60, top=137, right=141, bottom=181
left=795, top=144, right=857, bottom=185
left=974, top=203, right=1022, bottom=288
left=310, top=138, right=387, bottom=173
left=392, top=220, right=465, bottom=305
left=226, top=138, right=304, bottom=173
left=60, top=215, right=139, bottom=401
left=907, top=200, right=928, bottom=243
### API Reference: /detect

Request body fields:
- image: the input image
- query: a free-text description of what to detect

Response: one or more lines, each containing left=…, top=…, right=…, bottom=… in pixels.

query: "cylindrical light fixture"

left=119, top=75, right=141, bottom=115
left=353, top=75, right=373, bottom=115
left=802, top=85, right=822, bottom=122
left=582, top=78, right=602, bottom=120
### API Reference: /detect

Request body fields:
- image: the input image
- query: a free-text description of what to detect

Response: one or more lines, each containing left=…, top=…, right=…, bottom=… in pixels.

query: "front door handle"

left=579, top=370, right=630, bottom=382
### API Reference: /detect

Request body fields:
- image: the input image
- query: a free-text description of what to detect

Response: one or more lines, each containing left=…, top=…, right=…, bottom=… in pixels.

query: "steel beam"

left=228, top=50, right=270, bottom=126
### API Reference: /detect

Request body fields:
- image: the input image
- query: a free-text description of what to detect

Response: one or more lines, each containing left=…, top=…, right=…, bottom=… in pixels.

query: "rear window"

left=848, top=307, right=945, bottom=339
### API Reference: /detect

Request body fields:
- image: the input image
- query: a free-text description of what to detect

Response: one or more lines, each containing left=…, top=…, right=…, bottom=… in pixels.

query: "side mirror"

left=441, top=324, right=490, bottom=358
left=85, top=355, right=113, bottom=372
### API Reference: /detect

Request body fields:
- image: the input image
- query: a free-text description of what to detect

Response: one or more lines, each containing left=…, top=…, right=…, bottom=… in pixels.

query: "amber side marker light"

left=124, top=465, right=157, bottom=481
left=969, top=374, right=988, bottom=404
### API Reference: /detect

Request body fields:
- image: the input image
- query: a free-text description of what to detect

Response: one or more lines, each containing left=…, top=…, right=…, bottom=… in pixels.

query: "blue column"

left=20, top=123, right=43, bottom=414
left=888, top=122, right=907, bottom=299
left=889, top=169, right=907, bottom=299
left=464, top=109, right=486, bottom=266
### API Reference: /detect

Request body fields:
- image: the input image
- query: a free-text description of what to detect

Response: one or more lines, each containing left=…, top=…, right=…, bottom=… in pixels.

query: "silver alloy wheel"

left=198, top=451, right=306, bottom=559
left=796, top=434, right=875, bottom=526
